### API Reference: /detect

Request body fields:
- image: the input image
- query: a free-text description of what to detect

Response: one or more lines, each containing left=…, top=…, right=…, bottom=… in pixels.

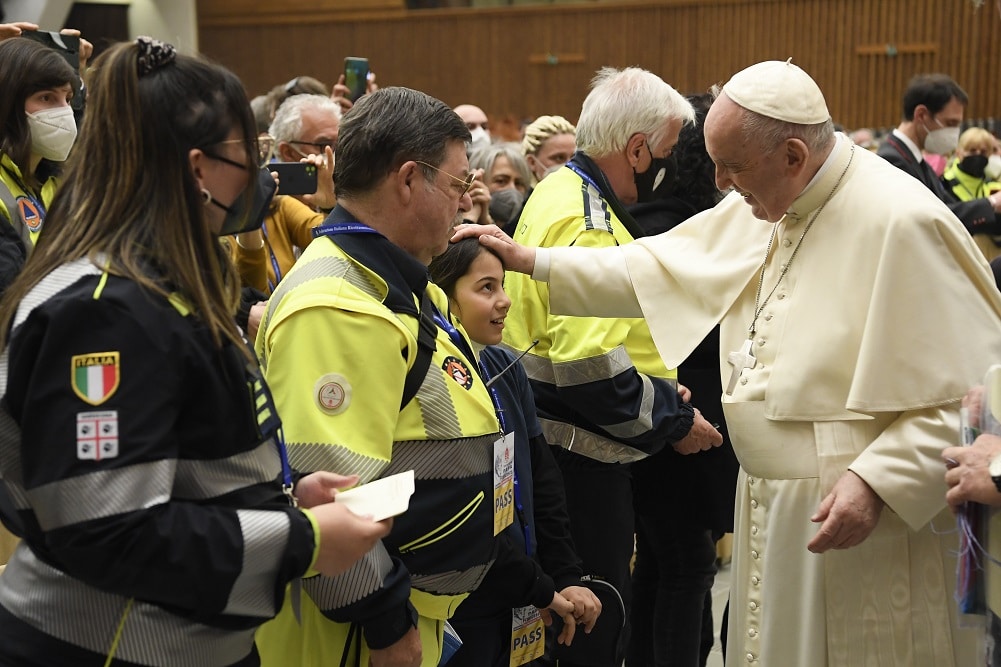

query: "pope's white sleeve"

left=546, top=245, right=643, bottom=319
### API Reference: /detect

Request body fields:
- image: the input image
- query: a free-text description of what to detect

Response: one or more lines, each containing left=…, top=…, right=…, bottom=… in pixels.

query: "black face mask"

left=633, top=143, right=677, bottom=203
left=959, top=154, right=989, bottom=179
left=210, top=167, right=278, bottom=236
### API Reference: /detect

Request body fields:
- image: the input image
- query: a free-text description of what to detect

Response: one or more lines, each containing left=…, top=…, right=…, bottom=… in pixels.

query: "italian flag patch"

left=71, top=352, right=120, bottom=406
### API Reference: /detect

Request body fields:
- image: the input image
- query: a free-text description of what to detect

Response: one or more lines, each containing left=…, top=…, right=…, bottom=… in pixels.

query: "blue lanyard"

left=249, top=367, right=297, bottom=506
left=260, top=223, right=282, bottom=293
left=311, top=221, right=382, bottom=238
left=564, top=159, right=602, bottom=193
left=477, top=356, right=531, bottom=555
left=430, top=306, right=478, bottom=369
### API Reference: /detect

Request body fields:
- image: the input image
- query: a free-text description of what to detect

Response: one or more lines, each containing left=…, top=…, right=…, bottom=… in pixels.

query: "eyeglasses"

left=415, top=160, right=475, bottom=197
left=289, top=139, right=336, bottom=154
left=210, top=134, right=275, bottom=169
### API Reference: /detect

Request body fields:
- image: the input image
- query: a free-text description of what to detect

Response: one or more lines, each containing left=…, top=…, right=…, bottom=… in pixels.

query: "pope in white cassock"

left=454, top=60, right=1001, bottom=665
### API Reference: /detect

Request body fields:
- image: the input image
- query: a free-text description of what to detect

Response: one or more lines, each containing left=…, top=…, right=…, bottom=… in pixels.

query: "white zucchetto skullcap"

left=722, top=58, right=830, bottom=125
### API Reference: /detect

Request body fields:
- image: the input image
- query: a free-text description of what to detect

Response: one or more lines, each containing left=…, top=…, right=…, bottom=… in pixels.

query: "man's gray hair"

left=334, top=87, right=470, bottom=199
left=268, top=94, right=342, bottom=143
left=740, top=108, right=835, bottom=155
left=575, top=67, right=695, bottom=158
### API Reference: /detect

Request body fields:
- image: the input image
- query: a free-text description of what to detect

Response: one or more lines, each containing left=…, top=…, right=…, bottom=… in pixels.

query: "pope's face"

left=705, top=95, right=796, bottom=222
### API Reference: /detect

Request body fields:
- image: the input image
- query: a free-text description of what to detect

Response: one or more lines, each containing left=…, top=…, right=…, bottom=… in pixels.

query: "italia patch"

left=17, top=196, right=43, bottom=233
left=315, top=373, right=351, bottom=415
left=442, top=356, right=474, bottom=390
left=71, top=352, right=120, bottom=405
left=77, top=410, right=119, bottom=461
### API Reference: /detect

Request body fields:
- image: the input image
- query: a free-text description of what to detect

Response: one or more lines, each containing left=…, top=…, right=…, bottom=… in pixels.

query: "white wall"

left=4, top=0, right=75, bottom=28
left=3, top=0, right=198, bottom=53
left=128, top=0, right=198, bottom=54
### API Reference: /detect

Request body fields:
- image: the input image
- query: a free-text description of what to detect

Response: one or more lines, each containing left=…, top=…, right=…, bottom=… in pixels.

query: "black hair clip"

left=136, top=36, right=176, bottom=77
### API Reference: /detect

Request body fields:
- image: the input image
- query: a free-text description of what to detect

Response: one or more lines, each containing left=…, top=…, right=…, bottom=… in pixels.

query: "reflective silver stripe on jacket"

left=25, top=459, right=174, bottom=530
left=22, top=438, right=286, bottom=530
left=512, top=344, right=635, bottom=387
left=173, top=438, right=283, bottom=499
left=410, top=560, right=493, bottom=596
left=224, top=509, right=291, bottom=617
left=383, top=435, right=494, bottom=480
left=553, top=345, right=633, bottom=387
left=0, top=258, right=104, bottom=391
left=303, top=544, right=393, bottom=610
left=414, top=363, right=465, bottom=440
left=582, top=182, right=613, bottom=233
left=286, top=441, right=388, bottom=485
left=517, top=344, right=670, bottom=441
left=539, top=418, right=649, bottom=464
left=0, top=545, right=255, bottom=666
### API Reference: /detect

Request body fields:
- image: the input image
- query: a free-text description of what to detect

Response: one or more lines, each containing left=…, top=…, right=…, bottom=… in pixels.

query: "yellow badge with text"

left=510, top=605, right=545, bottom=666
left=493, top=432, right=515, bottom=536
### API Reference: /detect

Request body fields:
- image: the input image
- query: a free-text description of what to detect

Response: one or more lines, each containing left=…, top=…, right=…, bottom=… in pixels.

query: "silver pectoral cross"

left=726, top=339, right=757, bottom=396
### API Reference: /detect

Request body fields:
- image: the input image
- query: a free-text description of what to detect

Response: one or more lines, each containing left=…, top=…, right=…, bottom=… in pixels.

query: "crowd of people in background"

left=1, top=18, right=1001, bottom=667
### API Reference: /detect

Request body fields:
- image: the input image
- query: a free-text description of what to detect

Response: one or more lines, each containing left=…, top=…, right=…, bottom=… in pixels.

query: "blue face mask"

left=208, top=167, right=277, bottom=236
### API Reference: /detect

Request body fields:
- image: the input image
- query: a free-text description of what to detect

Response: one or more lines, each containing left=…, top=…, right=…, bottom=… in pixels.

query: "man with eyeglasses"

left=254, top=86, right=578, bottom=667
left=231, top=93, right=341, bottom=338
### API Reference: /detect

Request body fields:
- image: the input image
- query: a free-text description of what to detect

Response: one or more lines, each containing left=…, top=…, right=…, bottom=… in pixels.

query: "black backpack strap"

left=401, top=289, right=437, bottom=410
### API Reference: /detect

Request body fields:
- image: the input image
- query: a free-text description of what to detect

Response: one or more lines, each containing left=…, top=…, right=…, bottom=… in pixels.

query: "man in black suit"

left=878, top=73, right=1001, bottom=236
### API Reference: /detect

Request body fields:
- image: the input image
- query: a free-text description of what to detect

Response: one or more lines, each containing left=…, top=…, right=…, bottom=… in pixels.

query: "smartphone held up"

left=343, top=57, right=369, bottom=102
left=271, top=162, right=318, bottom=196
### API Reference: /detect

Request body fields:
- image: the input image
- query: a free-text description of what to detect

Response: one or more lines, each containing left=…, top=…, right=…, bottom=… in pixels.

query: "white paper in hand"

left=335, top=470, right=415, bottom=521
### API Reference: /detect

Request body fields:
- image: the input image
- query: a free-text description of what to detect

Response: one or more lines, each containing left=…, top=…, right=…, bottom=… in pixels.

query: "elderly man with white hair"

left=500, top=66, right=722, bottom=667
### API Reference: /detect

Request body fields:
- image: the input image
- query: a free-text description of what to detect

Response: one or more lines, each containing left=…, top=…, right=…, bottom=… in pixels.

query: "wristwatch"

left=989, top=453, right=1001, bottom=493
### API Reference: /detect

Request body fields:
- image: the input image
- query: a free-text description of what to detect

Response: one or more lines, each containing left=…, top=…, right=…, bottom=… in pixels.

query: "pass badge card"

left=493, top=432, right=515, bottom=535
left=336, top=470, right=415, bottom=521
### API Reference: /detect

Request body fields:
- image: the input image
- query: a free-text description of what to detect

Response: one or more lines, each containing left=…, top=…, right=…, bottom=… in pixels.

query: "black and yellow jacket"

left=505, top=154, right=695, bottom=466
left=254, top=206, right=553, bottom=666
left=0, top=258, right=317, bottom=666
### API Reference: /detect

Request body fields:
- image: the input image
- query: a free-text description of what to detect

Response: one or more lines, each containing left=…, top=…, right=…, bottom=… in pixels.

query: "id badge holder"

left=510, top=605, right=545, bottom=666
left=493, top=432, right=515, bottom=535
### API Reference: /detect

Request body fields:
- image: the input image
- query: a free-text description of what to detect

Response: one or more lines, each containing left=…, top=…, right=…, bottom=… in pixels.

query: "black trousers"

left=627, top=515, right=717, bottom=667
left=549, top=447, right=633, bottom=667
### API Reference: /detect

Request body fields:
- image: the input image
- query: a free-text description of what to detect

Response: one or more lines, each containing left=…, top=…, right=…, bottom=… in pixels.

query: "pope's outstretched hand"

left=451, top=223, right=537, bottom=275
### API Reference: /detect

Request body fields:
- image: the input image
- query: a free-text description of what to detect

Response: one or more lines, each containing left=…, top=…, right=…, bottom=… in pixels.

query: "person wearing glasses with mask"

left=0, top=37, right=391, bottom=666
left=233, top=93, right=340, bottom=339
left=878, top=73, right=1001, bottom=240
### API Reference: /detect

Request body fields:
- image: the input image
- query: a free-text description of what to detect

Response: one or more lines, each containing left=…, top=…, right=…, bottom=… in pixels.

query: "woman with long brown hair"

left=0, top=37, right=388, bottom=667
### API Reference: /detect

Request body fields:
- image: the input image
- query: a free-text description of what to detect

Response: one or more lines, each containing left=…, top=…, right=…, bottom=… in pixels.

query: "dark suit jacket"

left=877, top=133, right=1000, bottom=234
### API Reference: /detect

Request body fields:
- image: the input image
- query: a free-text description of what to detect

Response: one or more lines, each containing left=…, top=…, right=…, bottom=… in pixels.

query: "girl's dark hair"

left=0, top=40, right=258, bottom=357
left=428, top=237, right=503, bottom=299
left=0, top=37, right=76, bottom=189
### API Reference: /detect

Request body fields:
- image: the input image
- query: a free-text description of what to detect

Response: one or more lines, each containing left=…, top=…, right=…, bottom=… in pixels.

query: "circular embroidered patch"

left=314, top=373, right=351, bottom=415
left=442, top=355, right=474, bottom=390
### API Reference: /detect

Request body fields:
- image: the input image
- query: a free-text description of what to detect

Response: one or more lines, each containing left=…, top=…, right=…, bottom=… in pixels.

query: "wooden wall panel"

left=197, top=0, right=1001, bottom=133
